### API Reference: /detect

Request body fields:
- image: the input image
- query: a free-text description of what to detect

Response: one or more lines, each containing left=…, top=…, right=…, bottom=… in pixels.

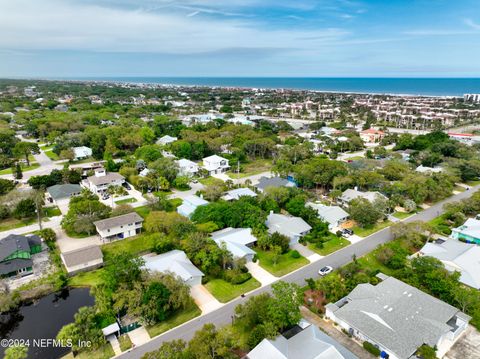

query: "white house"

left=202, top=155, right=229, bottom=175
left=222, top=188, right=257, bottom=201
left=177, top=158, right=199, bottom=177
left=156, top=135, right=178, bottom=146
left=86, top=168, right=125, bottom=194
left=247, top=319, right=357, bottom=359
left=61, top=245, right=103, bottom=275
left=73, top=146, right=93, bottom=160
left=306, top=202, right=349, bottom=231
left=142, top=250, right=204, bottom=287
left=94, top=212, right=144, bottom=242
left=415, top=165, right=444, bottom=174
left=265, top=212, right=312, bottom=245
left=177, top=195, right=209, bottom=218
left=211, top=228, right=257, bottom=262
left=326, top=274, right=470, bottom=359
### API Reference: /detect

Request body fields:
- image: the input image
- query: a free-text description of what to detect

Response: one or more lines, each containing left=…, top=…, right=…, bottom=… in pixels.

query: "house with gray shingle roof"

left=47, top=184, right=82, bottom=203
left=247, top=319, right=357, bottom=359
left=142, top=250, right=204, bottom=287
left=61, top=245, right=103, bottom=275
left=306, top=202, right=349, bottom=230
left=338, top=188, right=387, bottom=207
left=418, top=239, right=480, bottom=289
left=94, top=212, right=143, bottom=242
left=255, top=176, right=296, bottom=193
left=326, top=274, right=470, bottom=359
left=265, top=212, right=312, bottom=245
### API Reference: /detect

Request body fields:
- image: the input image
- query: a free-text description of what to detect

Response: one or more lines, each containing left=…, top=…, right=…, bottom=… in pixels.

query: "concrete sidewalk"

left=246, top=261, right=277, bottom=286
left=292, top=243, right=322, bottom=263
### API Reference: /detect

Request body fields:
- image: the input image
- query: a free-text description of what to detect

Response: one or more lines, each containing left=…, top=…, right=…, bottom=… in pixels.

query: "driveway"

left=56, top=229, right=102, bottom=253
left=234, top=171, right=272, bottom=186
left=128, top=327, right=151, bottom=347
left=292, top=243, right=322, bottom=262
left=246, top=261, right=277, bottom=285
left=445, top=325, right=480, bottom=359
left=190, top=285, right=223, bottom=314
left=211, top=172, right=231, bottom=182
left=168, top=181, right=205, bottom=200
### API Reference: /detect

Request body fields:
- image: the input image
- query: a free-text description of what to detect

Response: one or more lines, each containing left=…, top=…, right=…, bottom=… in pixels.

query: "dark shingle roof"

left=255, top=176, right=294, bottom=191
left=47, top=184, right=82, bottom=200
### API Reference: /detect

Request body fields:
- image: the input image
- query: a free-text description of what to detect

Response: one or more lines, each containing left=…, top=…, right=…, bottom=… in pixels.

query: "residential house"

left=247, top=319, right=357, bottom=359
left=306, top=202, right=349, bottom=231
left=177, top=158, right=199, bottom=177
left=326, top=274, right=470, bottom=359
left=338, top=188, right=387, bottom=206
left=211, top=228, right=257, bottom=262
left=73, top=146, right=93, bottom=160
left=202, top=155, right=229, bottom=175
left=0, top=234, right=42, bottom=278
left=61, top=245, right=103, bottom=275
left=86, top=168, right=125, bottom=194
left=139, top=168, right=150, bottom=177
left=222, top=188, right=257, bottom=201
left=255, top=176, right=296, bottom=193
left=359, top=129, right=385, bottom=143
left=142, top=250, right=204, bottom=287
left=177, top=195, right=209, bottom=218
left=418, top=238, right=480, bottom=289
left=266, top=212, right=312, bottom=245
left=46, top=184, right=82, bottom=205
left=156, top=135, right=178, bottom=146
left=94, top=212, right=144, bottom=242
left=451, top=217, right=480, bottom=244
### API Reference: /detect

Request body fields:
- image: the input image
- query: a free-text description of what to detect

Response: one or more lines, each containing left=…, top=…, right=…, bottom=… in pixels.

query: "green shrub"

left=363, top=341, right=381, bottom=357
left=223, top=270, right=252, bottom=284
left=290, top=250, right=301, bottom=259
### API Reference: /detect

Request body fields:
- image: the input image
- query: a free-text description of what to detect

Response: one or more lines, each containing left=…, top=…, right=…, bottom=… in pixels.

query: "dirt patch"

left=304, top=289, right=326, bottom=313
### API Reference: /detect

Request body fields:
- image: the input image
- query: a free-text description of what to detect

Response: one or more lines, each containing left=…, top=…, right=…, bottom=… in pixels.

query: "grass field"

left=102, top=234, right=156, bottom=260
left=0, top=217, right=37, bottom=232
left=205, top=277, right=260, bottom=303
left=392, top=211, right=413, bottom=220
left=0, top=162, right=40, bottom=175
left=115, top=197, right=137, bottom=204
left=44, top=149, right=60, bottom=161
left=466, top=180, right=480, bottom=186
left=69, top=268, right=105, bottom=287
left=147, top=301, right=201, bottom=338
left=118, top=334, right=132, bottom=352
left=231, top=159, right=272, bottom=178
left=453, top=185, right=466, bottom=193
left=199, top=177, right=226, bottom=186
left=44, top=206, right=62, bottom=217
left=255, top=249, right=309, bottom=277
left=134, top=205, right=151, bottom=218
left=352, top=220, right=392, bottom=237
left=308, top=236, right=350, bottom=256
left=73, top=343, right=115, bottom=359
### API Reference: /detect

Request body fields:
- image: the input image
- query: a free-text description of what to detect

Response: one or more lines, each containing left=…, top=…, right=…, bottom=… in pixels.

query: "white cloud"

left=465, top=18, right=480, bottom=30
left=0, top=0, right=348, bottom=54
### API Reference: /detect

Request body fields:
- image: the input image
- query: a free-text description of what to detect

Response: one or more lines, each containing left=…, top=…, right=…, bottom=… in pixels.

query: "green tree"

left=142, top=340, right=189, bottom=359
left=268, top=281, right=302, bottom=331
left=13, top=142, right=39, bottom=166
left=4, top=344, right=28, bottom=359
left=187, top=324, right=236, bottom=359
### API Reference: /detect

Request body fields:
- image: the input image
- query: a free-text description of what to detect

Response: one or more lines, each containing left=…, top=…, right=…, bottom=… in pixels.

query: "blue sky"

left=1, top=0, right=479, bottom=77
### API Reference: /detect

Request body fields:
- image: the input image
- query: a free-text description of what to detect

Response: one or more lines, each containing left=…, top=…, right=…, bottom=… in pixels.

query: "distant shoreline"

left=2, top=76, right=480, bottom=97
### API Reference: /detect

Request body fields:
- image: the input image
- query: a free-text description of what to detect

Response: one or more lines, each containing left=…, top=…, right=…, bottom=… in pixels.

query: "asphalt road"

left=119, top=185, right=480, bottom=359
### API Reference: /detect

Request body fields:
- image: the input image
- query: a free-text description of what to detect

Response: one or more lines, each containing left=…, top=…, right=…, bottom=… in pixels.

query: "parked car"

left=318, top=266, right=333, bottom=276
left=123, top=182, right=132, bottom=190
left=102, top=194, right=110, bottom=200
left=192, top=179, right=199, bottom=184
left=341, top=228, right=353, bottom=237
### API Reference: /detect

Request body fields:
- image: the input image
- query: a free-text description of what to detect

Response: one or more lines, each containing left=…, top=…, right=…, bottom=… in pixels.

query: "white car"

left=318, top=266, right=333, bottom=276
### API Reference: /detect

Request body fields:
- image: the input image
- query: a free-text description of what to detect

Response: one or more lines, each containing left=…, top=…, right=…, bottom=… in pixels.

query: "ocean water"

left=74, top=77, right=480, bottom=97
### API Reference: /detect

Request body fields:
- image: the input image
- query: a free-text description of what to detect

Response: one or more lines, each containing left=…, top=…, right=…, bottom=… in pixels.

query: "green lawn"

left=231, top=159, right=272, bottom=178
left=357, top=249, right=396, bottom=277
left=199, top=177, right=226, bottom=186
left=73, top=343, right=115, bottom=359
left=392, top=211, right=413, bottom=220
left=352, top=220, right=392, bottom=237
left=453, top=185, right=466, bottom=193
left=147, top=301, right=201, bottom=338
left=0, top=217, right=37, bottom=232
left=115, top=197, right=137, bottom=204
left=205, top=277, right=260, bottom=303
left=255, top=249, right=309, bottom=277
left=69, top=268, right=105, bottom=287
left=44, top=149, right=60, bottom=161
left=101, top=233, right=156, bottom=260
left=466, top=180, right=480, bottom=186
left=428, top=215, right=452, bottom=235
left=308, top=236, right=350, bottom=256
left=118, top=334, right=132, bottom=352
left=0, top=162, right=40, bottom=174
left=134, top=205, right=151, bottom=218
left=44, top=206, right=61, bottom=217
